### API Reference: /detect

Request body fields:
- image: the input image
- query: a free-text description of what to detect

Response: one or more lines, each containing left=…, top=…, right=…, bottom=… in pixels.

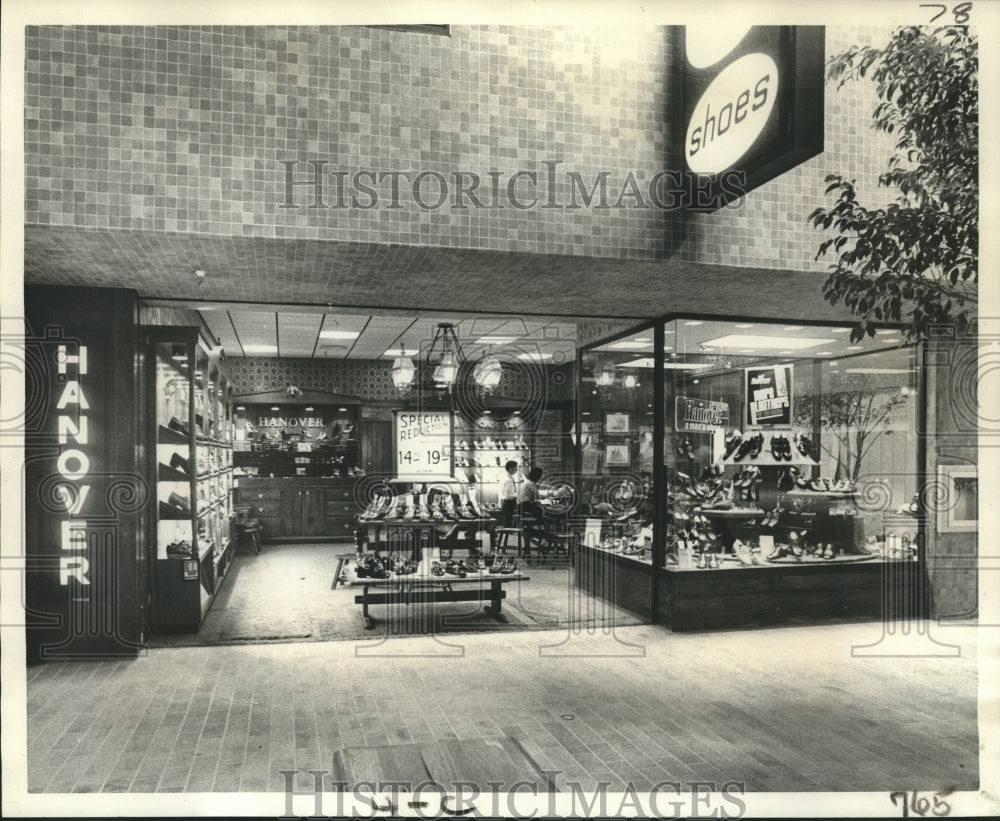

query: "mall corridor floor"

left=23, top=620, right=979, bottom=795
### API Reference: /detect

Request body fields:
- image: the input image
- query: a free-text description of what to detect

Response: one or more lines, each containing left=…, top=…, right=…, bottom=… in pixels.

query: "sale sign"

left=394, top=411, right=453, bottom=477
left=745, top=365, right=793, bottom=427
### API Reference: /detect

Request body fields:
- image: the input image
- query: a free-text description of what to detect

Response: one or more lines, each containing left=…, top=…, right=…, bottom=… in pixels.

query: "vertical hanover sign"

left=24, top=286, right=144, bottom=661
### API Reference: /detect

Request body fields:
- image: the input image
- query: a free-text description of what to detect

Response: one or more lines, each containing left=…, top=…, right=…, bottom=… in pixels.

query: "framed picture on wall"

left=605, top=443, right=631, bottom=467
left=937, top=465, right=978, bottom=533
left=605, top=412, right=631, bottom=434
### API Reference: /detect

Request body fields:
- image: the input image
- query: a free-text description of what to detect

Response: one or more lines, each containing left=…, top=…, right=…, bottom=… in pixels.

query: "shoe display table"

left=345, top=565, right=528, bottom=629
left=356, top=517, right=499, bottom=555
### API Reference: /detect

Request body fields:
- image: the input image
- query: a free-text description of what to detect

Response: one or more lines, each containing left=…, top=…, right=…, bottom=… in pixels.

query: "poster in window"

left=745, top=365, right=793, bottom=427
left=638, top=425, right=654, bottom=471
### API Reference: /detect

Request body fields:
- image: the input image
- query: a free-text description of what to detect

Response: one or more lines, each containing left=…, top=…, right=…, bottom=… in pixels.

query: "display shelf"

left=699, top=507, right=765, bottom=517
left=723, top=454, right=819, bottom=467
left=721, top=431, right=820, bottom=467
left=197, top=468, right=234, bottom=481
left=157, top=424, right=190, bottom=445
left=148, top=325, right=236, bottom=633
left=784, top=490, right=856, bottom=500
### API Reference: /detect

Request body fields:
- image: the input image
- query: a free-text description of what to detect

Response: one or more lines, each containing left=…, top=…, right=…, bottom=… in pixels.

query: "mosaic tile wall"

left=228, top=356, right=575, bottom=404
left=25, top=25, right=684, bottom=259
left=25, top=24, right=892, bottom=270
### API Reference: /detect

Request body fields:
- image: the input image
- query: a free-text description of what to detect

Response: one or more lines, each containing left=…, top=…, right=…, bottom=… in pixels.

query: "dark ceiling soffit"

left=367, top=25, right=450, bottom=36
left=24, top=225, right=855, bottom=323
left=235, top=388, right=364, bottom=405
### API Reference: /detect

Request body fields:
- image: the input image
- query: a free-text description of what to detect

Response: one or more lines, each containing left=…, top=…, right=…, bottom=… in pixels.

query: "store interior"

left=146, top=300, right=644, bottom=643
left=141, top=296, right=924, bottom=644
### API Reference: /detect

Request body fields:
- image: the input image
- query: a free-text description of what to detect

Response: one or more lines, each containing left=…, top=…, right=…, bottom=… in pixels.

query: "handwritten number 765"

left=890, top=790, right=952, bottom=817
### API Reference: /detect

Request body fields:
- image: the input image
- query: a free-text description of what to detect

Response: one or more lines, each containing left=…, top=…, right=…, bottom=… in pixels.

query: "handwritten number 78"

left=920, top=3, right=972, bottom=23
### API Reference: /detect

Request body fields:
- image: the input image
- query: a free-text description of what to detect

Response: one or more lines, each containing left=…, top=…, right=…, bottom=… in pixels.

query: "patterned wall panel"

left=228, top=357, right=575, bottom=403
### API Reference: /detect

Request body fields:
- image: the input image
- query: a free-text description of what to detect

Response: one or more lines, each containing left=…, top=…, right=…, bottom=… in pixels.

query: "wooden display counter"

left=571, top=541, right=925, bottom=631
left=571, top=541, right=654, bottom=620
left=233, top=476, right=361, bottom=541
left=656, top=557, right=924, bottom=632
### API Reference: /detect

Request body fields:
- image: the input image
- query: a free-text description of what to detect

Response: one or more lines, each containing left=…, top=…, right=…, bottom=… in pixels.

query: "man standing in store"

left=500, top=460, right=523, bottom=526
left=519, top=467, right=545, bottom=521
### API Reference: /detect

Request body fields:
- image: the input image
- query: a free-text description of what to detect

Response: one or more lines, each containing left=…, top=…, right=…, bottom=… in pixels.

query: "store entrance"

left=145, top=300, right=651, bottom=647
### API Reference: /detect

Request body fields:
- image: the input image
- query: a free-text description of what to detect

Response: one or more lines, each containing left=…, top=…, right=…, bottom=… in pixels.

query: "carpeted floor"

left=151, top=541, right=644, bottom=647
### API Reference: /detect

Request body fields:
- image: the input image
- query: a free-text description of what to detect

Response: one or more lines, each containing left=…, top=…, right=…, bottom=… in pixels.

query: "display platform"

left=345, top=564, right=529, bottom=629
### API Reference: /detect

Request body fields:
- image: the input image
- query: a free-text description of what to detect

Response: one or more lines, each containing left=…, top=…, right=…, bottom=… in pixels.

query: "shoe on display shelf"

left=445, top=560, right=467, bottom=578
left=732, top=437, right=755, bottom=462
left=430, top=497, right=446, bottom=521
left=382, top=496, right=401, bottom=521
left=358, top=493, right=384, bottom=521
left=733, top=540, right=754, bottom=566
left=166, top=540, right=194, bottom=558
left=793, top=433, right=817, bottom=460
left=401, top=496, right=416, bottom=521
left=167, top=416, right=190, bottom=436
left=723, top=430, right=743, bottom=461
left=787, top=466, right=811, bottom=490
left=467, top=494, right=484, bottom=517
left=396, top=559, right=419, bottom=576
left=766, top=544, right=792, bottom=562
left=416, top=495, right=432, bottom=521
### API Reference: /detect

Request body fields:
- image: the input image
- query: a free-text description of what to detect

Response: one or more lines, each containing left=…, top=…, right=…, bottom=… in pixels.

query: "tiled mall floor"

left=24, top=620, right=979, bottom=794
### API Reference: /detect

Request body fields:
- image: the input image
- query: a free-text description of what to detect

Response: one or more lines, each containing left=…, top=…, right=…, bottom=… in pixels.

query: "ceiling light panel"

left=279, top=312, right=326, bottom=358
left=702, top=334, right=835, bottom=350
left=198, top=310, right=241, bottom=354
left=347, top=315, right=416, bottom=359
left=229, top=311, right=278, bottom=356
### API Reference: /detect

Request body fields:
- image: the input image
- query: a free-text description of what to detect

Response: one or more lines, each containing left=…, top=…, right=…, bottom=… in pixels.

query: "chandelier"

left=472, top=348, right=503, bottom=391
left=391, top=355, right=417, bottom=390
left=426, top=323, right=466, bottom=390
left=594, top=357, right=617, bottom=387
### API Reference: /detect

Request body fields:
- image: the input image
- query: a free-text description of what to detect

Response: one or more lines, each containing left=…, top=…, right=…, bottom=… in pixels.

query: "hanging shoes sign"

left=679, top=25, right=824, bottom=210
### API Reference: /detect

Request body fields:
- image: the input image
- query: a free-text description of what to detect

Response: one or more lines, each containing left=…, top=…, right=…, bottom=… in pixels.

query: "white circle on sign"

left=685, top=51, right=779, bottom=175
left=685, top=24, right=752, bottom=69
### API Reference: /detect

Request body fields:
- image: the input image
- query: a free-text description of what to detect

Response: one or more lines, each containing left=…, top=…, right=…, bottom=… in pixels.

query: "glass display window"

left=577, top=326, right=657, bottom=564
left=660, top=318, right=919, bottom=571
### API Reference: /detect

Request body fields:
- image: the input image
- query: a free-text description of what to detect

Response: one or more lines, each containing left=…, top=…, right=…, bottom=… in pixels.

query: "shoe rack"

left=148, top=326, right=235, bottom=632
left=452, top=417, right=530, bottom=507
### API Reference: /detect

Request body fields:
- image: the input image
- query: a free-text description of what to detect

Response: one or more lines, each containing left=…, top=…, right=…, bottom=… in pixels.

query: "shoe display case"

left=147, top=326, right=236, bottom=632
left=574, top=317, right=927, bottom=631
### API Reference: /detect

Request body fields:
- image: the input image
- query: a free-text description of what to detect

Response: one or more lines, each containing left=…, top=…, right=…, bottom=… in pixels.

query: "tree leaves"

left=810, top=26, right=978, bottom=341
